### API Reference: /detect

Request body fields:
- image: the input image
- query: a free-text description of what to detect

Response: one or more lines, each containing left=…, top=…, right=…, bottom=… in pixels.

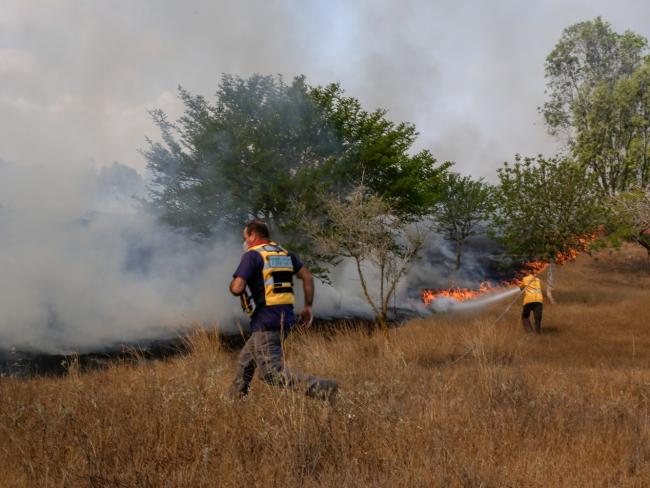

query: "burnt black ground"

left=0, top=313, right=424, bottom=378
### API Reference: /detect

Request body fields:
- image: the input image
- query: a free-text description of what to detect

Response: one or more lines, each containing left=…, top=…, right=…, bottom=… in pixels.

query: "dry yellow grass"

left=1, top=244, right=650, bottom=487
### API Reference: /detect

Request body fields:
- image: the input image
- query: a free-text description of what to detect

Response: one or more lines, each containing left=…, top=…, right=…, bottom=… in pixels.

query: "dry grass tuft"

left=1, top=244, right=650, bottom=486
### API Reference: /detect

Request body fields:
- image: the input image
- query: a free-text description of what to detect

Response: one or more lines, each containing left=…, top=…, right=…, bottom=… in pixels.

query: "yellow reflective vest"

left=520, top=275, right=543, bottom=305
left=248, top=242, right=295, bottom=307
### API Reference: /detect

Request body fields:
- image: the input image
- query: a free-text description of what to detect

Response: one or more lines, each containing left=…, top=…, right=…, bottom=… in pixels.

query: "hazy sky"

left=2, top=0, right=650, bottom=178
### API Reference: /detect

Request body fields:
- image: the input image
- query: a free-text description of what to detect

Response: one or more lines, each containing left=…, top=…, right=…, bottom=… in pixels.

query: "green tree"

left=542, top=17, right=647, bottom=140
left=308, top=82, right=451, bottom=218
left=144, top=74, right=450, bottom=244
left=492, top=155, right=603, bottom=302
left=434, top=173, right=492, bottom=270
left=542, top=18, right=650, bottom=195
left=607, top=188, right=650, bottom=262
left=144, top=74, right=340, bottom=235
left=304, top=184, right=423, bottom=336
left=573, top=59, right=650, bottom=194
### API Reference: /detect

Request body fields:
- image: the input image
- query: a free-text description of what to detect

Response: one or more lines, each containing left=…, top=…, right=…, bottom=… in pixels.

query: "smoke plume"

left=0, top=161, right=253, bottom=352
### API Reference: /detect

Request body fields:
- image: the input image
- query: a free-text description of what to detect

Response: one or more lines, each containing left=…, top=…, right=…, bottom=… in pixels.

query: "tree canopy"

left=144, top=74, right=339, bottom=235
left=572, top=58, right=650, bottom=193
left=144, top=74, right=450, bottom=242
left=434, top=173, right=492, bottom=270
left=542, top=17, right=650, bottom=195
left=492, top=154, right=602, bottom=262
left=310, top=83, right=450, bottom=216
left=605, top=188, right=650, bottom=254
left=542, top=17, right=647, bottom=139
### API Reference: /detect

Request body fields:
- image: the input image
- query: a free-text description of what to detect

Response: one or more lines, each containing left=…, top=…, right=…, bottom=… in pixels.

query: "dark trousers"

left=522, top=302, right=543, bottom=333
left=229, top=329, right=337, bottom=400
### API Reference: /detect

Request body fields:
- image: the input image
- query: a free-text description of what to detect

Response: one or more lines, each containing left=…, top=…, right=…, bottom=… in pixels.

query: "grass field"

left=1, top=244, right=649, bottom=487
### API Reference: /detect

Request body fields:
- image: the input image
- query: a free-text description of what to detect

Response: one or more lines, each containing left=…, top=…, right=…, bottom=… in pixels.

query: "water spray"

left=429, top=287, right=520, bottom=313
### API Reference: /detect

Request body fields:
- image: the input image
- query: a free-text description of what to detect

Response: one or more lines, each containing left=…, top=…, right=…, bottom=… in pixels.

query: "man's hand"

left=299, top=305, right=314, bottom=327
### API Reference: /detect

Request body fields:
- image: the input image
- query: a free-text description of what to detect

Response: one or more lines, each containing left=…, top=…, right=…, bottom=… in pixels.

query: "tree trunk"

left=354, top=257, right=380, bottom=317
left=455, top=241, right=462, bottom=271
left=378, top=314, right=389, bottom=340
left=635, top=233, right=650, bottom=273
left=380, top=261, right=385, bottom=315
left=546, top=261, right=557, bottom=304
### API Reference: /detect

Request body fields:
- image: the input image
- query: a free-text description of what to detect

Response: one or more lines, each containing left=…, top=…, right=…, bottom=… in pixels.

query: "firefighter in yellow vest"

left=227, top=220, right=338, bottom=404
left=519, top=269, right=544, bottom=334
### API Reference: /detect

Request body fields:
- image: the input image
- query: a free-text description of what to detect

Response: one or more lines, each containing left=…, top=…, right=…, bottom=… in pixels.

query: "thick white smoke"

left=0, top=161, right=249, bottom=353
left=0, top=160, right=385, bottom=353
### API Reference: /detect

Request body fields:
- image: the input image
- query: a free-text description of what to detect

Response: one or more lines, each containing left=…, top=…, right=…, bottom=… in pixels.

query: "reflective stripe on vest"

left=249, top=242, right=295, bottom=307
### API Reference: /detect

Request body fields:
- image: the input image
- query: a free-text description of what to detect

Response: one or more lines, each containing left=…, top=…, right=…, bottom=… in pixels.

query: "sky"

left=2, top=0, right=650, bottom=178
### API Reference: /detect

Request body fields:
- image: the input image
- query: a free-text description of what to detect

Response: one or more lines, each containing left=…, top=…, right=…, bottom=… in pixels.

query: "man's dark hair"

left=245, top=220, right=270, bottom=239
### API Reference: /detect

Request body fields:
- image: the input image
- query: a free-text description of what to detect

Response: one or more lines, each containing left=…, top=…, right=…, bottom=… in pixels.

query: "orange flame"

left=421, top=282, right=500, bottom=305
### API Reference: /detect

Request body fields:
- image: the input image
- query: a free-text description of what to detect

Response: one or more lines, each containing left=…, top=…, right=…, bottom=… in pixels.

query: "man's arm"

left=231, top=251, right=258, bottom=296
left=230, top=277, right=246, bottom=296
left=296, top=266, right=314, bottom=325
left=296, top=266, right=313, bottom=305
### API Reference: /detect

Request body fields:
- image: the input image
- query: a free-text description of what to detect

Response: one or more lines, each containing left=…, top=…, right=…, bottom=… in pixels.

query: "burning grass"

left=1, top=244, right=650, bottom=486
left=421, top=281, right=501, bottom=304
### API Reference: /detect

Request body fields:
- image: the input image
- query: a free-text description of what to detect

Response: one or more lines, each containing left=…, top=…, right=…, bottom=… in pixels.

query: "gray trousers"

left=230, top=329, right=336, bottom=400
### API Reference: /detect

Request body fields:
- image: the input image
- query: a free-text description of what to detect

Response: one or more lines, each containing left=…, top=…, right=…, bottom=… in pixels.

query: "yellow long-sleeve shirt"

left=520, top=275, right=543, bottom=305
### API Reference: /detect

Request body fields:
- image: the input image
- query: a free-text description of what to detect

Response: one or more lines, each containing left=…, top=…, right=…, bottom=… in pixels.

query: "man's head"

left=243, top=220, right=270, bottom=246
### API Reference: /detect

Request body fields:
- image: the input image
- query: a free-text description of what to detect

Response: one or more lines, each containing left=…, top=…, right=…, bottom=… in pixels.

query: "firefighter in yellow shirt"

left=519, top=270, right=544, bottom=334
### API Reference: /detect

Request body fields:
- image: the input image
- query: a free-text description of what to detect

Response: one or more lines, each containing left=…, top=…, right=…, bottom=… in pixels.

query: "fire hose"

left=491, top=284, right=531, bottom=324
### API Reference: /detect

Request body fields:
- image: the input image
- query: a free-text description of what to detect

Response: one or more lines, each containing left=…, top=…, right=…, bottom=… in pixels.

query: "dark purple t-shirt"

left=233, top=247, right=303, bottom=331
